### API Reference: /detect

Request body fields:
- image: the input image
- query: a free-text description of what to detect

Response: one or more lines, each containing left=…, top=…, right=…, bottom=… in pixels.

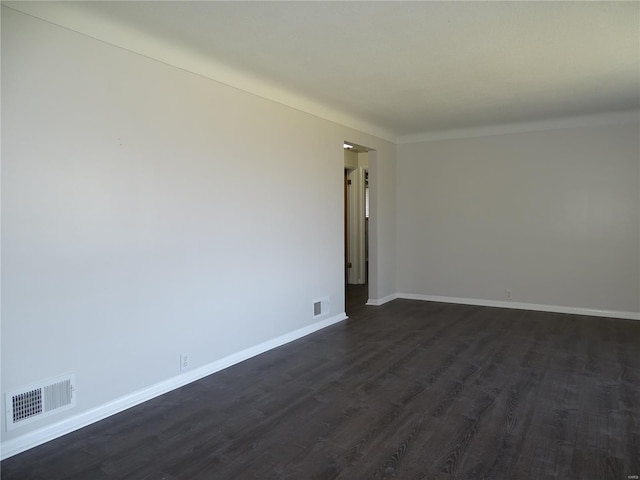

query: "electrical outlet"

left=505, top=289, right=512, bottom=301
left=180, top=353, right=190, bottom=372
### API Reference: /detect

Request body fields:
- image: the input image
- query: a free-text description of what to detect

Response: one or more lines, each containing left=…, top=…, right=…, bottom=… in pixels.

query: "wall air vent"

left=5, top=374, right=75, bottom=431
left=312, top=297, right=330, bottom=318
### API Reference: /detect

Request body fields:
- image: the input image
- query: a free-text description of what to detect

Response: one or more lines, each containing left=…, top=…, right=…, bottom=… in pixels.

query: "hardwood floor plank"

left=2, top=299, right=639, bottom=480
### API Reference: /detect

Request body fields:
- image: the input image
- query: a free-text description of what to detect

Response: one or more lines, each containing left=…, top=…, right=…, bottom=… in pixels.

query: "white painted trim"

left=8, top=4, right=638, bottom=146
left=2, top=3, right=395, bottom=143
left=366, top=293, right=398, bottom=306
left=396, top=110, right=640, bottom=144
left=0, top=312, right=347, bottom=460
left=396, top=293, right=640, bottom=321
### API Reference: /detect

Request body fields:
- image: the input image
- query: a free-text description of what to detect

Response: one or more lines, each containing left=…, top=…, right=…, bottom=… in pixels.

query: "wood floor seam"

left=2, top=288, right=639, bottom=480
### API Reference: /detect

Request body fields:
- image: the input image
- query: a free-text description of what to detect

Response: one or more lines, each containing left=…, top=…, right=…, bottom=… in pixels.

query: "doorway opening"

left=344, top=141, right=371, bottom=315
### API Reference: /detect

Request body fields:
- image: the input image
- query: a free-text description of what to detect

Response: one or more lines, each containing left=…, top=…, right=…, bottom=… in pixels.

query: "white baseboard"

left=0, top=312, right=347, bottom=460
left=366, top=293, right=398, bottom=306
left=396, top=293, right=640, bottom=320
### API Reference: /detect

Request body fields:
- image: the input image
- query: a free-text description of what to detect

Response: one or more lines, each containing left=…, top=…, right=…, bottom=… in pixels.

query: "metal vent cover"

left=5, top=374, right=75, bottom=430
left=11, top=388, right=43, bottom=424
left=312, top=297, right=330, bottom=318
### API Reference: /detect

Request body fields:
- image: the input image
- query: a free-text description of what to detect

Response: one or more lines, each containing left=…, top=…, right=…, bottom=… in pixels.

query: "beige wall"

left=397, top=120, right=640, bottom=314
left=344, top=149, right=358, bottom=169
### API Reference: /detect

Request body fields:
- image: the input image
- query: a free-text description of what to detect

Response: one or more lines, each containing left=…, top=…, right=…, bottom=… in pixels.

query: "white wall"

left=397, top=119, right=640, bottom=315
left=344, top=149, right=358, bottom=169
left=348, top=153, right=370, bottom=285
left=0, top=8, right=396, bottom=452
left=347, top=167, right=366, bottom=284
left=368, top=149, right=397, bottom=302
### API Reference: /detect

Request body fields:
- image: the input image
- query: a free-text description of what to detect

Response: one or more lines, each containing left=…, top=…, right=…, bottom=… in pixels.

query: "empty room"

left=1, top=2, right=638, bottom=479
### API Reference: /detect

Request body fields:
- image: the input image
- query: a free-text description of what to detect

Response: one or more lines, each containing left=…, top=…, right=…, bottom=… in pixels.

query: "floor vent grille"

left=5, top=375, right=75, bottom=430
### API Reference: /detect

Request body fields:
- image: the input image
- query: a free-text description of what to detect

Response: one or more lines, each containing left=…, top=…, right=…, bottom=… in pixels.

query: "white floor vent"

left=5, top=374, right=75, bottom=431
left=312, top=297, right=330, bottom=318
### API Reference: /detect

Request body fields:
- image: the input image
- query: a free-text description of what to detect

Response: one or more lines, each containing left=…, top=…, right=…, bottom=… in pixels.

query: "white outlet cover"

left=180, top=353, right=190, bottom=371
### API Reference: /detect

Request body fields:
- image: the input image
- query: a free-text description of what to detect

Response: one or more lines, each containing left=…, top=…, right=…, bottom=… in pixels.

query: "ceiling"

left=8, top=1, right=640, bottom=140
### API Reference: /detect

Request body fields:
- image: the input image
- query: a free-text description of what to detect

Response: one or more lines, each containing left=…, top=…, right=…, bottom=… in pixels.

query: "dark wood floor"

left=3, top=297, right=639, bottom=479
left=346, top=283, right=368, bottom=316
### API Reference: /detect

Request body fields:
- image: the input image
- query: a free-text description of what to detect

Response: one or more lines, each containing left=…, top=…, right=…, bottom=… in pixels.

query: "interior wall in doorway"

left=344, top=150, right=369, bottom=285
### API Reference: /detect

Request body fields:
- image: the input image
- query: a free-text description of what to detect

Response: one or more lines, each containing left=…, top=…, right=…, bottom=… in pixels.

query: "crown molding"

left=5, top=3, right=638, bottom=147
left=3, top=2, right=397, bottom=143
left=397, top=109, right=640, bottom=144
